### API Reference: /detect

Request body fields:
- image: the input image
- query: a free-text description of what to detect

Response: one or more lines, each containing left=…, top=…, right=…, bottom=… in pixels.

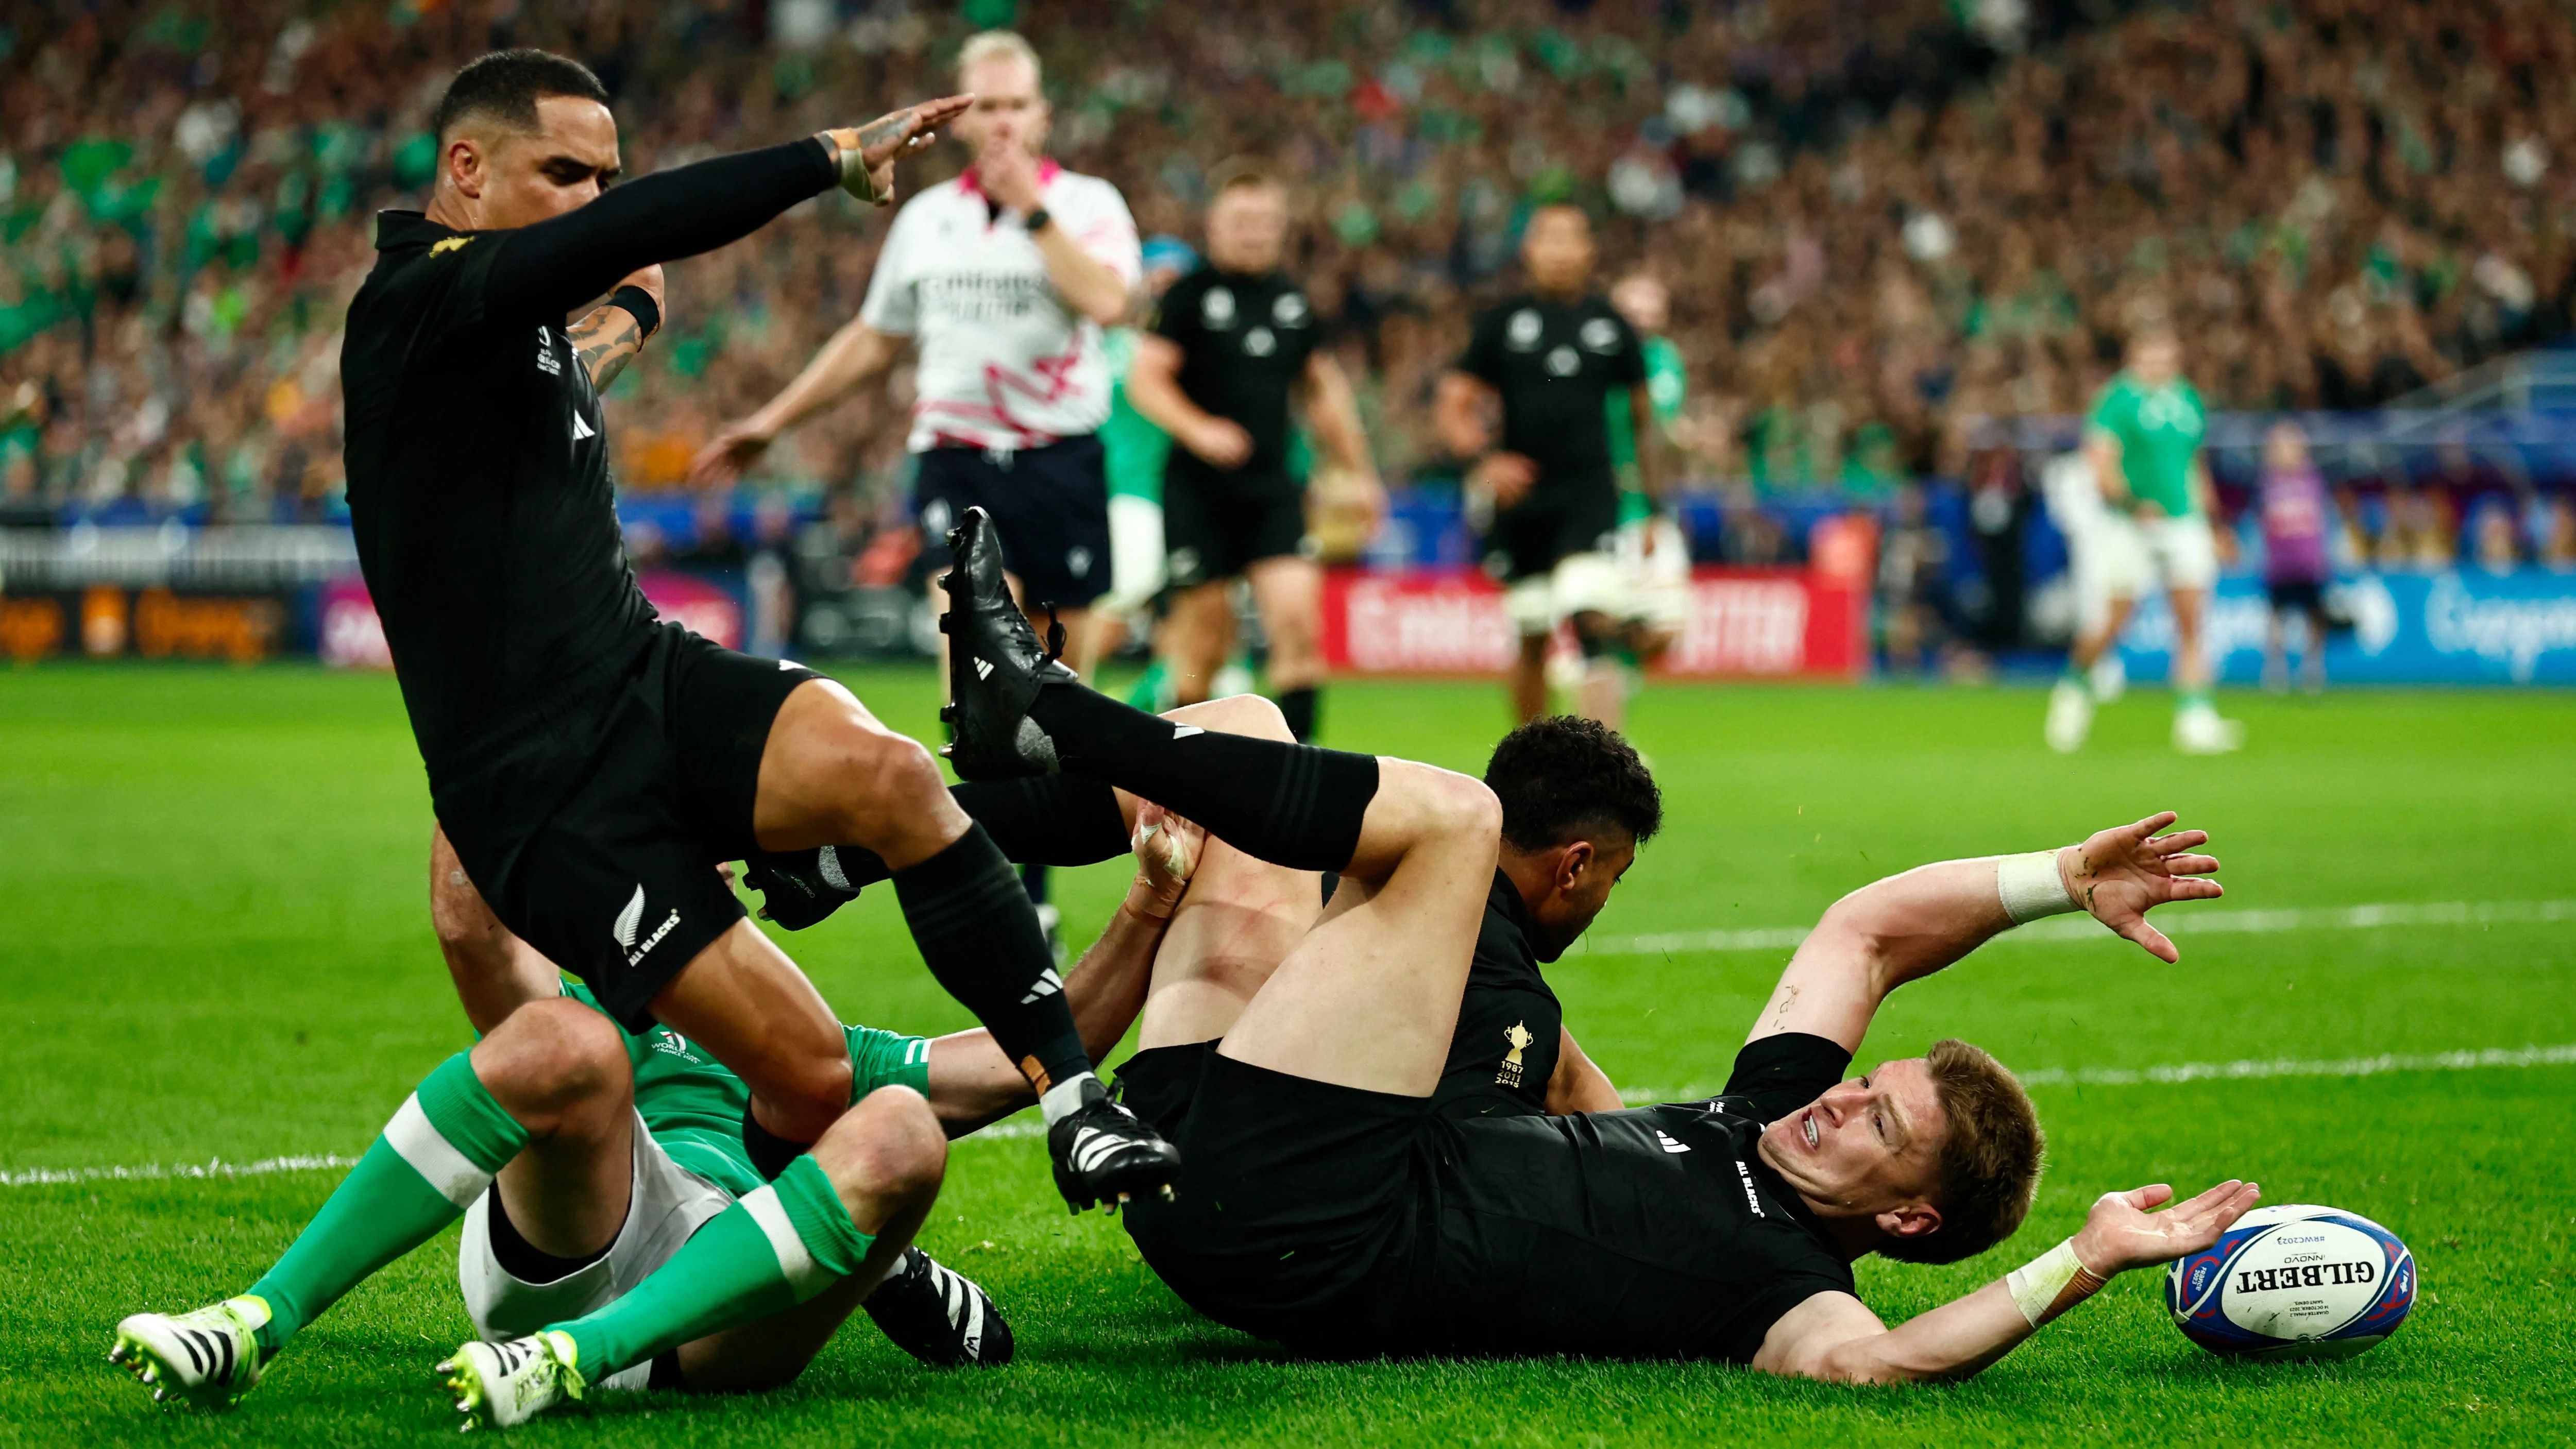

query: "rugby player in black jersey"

left=895, top=514, right=2262, bottom=1374
left=1437, top=206, right=1655, bottom=726
left=338, top=50, right=1176, bottom=1216
left=1123, top=161, right=1379, bottom=743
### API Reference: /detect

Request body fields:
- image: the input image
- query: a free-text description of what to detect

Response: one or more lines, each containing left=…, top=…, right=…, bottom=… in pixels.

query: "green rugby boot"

left=439, top=1330, right=587, bottom=1430
left=109, top=1296, right=268, bottom=1406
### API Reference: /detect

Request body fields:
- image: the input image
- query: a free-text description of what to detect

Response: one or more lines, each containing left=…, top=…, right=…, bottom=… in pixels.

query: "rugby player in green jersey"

left=2046, top=321, right=2244, bottom=755
left=1605, top=272, right=1692, bottom=673
left=109, top=814, right=1205, bottom=1426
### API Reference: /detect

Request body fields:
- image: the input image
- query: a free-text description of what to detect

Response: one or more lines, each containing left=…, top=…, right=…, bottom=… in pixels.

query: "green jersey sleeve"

left=847, top=1024, right=934, bottom=1099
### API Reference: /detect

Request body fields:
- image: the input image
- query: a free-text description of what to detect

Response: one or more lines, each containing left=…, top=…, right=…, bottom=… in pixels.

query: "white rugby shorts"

left=1504, top=550, right=1625, bottom=636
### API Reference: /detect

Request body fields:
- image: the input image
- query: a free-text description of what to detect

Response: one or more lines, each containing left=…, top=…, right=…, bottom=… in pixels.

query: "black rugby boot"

left=936, top=506, right=1077, bottom=781
left=862, top=1248, right=1015, bottom=1368
left=741, top=846, right=875, bottom=931
left=1046, top=1077, right=1182, bottom=1213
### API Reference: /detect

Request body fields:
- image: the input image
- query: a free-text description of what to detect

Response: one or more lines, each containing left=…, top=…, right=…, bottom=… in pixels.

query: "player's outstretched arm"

left=691, top=317, right=906, bottom=486
left=1750, top=812, right=2221, bottom=1052
left=921, top=809, right=1202, bottom=1136
left=1753, top=1178, right=2261, bottom=1384
left=480, top=96, right=969, bottom=329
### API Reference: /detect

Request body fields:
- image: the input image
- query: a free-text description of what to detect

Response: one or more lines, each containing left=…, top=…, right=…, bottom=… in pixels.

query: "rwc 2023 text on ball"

left=2164, top=1203, right=2415, bottom=1360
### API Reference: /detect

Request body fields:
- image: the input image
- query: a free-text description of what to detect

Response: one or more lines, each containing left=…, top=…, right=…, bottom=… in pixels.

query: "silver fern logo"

left=612, top=885, right=647, bottom=950
left=612, top=884, right=683, bottom=967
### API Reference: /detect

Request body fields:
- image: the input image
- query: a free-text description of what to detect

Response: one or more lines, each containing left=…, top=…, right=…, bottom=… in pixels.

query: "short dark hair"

left=1878, top=1039, right=2045, bottom=1266
left=432, top=49, right=610, bottom=140
left=1482, top=716, right=1661, bottom=853
left=1209, top=158, right=1282, bottom=197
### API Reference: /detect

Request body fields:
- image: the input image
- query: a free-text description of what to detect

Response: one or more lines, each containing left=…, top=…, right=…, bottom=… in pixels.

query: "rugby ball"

left=2164, top=1203, right=2414, bottom=1359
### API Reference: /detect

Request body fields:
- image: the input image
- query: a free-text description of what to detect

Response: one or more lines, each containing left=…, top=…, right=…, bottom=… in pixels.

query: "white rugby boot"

left=2044, top=677, right=2095, bottom=754
left=2089, top=653, right=2128, bottom=704
left=110, top=1296, right=269, bottom=1406
left=2173, top=701, right=2246, bottom=755
left=440, top=1330, right=587, bottom=1430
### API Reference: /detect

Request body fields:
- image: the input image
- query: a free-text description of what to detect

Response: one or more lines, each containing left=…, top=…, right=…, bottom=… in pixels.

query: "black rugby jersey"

left=340, top=140, right=835, bottom=780
left=1153, top=267, right=1319, bottom=499
left=1456, top=292, right=1646, bottom=501
left=1409, top=1032, right=1859, bottom=1362
left=1431, top=870, right=1563, bottom=1119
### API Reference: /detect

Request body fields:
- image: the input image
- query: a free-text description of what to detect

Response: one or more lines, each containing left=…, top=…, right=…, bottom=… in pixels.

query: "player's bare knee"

left=1165, top=691, right=1292, bottom=741
left=814, top=1085, right=946, bottom=1212
left=829, top=728, right=949, bottom=842
left=472, top=997, right=627, bottom=1119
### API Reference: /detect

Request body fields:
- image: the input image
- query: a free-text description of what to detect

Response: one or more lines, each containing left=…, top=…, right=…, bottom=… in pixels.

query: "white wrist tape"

left=2004, top=1236, right=2109, bottom=1328
left=831, top=134, right=883, bottom=203
left=1997, top=849, right=2078, bottom=925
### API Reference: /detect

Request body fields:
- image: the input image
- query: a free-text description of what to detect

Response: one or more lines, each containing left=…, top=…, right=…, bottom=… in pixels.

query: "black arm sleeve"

left=481, top=138, right=838, bottom=325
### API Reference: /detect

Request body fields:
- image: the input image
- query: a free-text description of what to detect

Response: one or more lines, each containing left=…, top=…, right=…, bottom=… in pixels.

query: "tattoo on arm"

left=569, top=304, right=645, bottom=390
left=853, top=111, right=913, bottom=153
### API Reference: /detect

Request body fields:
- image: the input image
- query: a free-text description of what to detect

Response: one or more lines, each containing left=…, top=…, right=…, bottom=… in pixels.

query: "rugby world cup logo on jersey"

left=1580, top=317, right=1623, bottom=354
left=612, top=884, right=683, bottom=967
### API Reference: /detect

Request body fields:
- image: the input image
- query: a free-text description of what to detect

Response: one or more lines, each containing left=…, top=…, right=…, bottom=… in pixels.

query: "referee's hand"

left=690, top=419, right=774, bottom=488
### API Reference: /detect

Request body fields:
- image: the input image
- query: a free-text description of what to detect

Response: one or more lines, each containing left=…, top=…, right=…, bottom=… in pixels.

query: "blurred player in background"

left=1606, top=271, right=1690, bottom=676
left=1085, top=235, right=1199, bottom=703
left=692, top=29, right=1141, bottom=939
left=1438, top=207, right=1654, bottom=727
left=1125, top=162, right=1380, bottom=742
left=2256, top=420, right=2334, bottom=694
left=693, top=29, right=1139, bottom=664
left=2044, top=321, right=2243, bottom=755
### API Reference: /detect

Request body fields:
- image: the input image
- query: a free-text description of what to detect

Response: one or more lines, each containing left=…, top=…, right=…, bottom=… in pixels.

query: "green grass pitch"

left=3, top=664, right=2571, bottom=1446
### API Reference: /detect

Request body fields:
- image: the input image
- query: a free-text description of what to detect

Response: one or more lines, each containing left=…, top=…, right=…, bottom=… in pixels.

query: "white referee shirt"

left=860, top=162, right=1142, bottom=454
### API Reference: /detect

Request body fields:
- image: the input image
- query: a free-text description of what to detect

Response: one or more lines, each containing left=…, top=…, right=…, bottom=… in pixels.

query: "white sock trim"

left=383, top=1094, right=494, bottom=1210
left=1039, top=1073, right=1095, bottom=1126
left=1997, top=849, right=2080, bottom=926
left=740, top=1186, right=833, bottom=1303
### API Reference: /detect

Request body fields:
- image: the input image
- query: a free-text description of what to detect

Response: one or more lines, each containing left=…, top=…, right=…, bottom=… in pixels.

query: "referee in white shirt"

left=694, top=29, right=1139, bottom=652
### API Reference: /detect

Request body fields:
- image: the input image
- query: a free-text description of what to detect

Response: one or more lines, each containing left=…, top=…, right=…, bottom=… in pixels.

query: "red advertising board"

left=1320, top=567, right=1864, bottom=678
left=319, top=570, right=744, bottom=669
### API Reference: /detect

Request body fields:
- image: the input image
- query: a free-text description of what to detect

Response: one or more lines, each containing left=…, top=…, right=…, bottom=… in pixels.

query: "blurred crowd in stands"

left=7, top=0, right=2576, bottom=585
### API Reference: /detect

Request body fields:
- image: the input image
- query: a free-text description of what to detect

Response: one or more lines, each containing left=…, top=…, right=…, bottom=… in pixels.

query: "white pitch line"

left=1615, top=1042, right=2576, bottom=1104
left=1587, top=897, right=2576, bottom=958
left=1, top=1154, right=358, bottom=1189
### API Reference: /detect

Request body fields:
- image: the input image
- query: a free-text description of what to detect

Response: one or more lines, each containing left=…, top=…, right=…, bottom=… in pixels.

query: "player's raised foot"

left=862, top=1248, right=1015, bottom=1367
left=1047, top=1077, right=1181, bottom=1213
left=936, top=506, right=1078, bottom=781
left=2044, top=677, right=2094, bottom=754
left=109, top=1297, right=268, bottom=1407
left=440, top=1330, right=587, bottom=1430
left=2173, top=703, right=2245, bottom=755
left=742, top=846, right=867, bottom=930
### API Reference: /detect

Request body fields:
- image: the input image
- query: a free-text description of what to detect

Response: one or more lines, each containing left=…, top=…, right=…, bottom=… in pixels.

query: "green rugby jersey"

left=1607, top=335, right=1686, bottom=525
left=558, top=981, right=930, bottom=1199
left=2085, top=371, right=2206, bottom=517
left=1100, top=326, right=1172, bottom=504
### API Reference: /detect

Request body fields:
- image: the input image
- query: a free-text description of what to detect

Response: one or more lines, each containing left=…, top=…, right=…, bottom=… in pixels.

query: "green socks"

left=2178, top=689, right=2215, bottom=714
left=245, top=1051, right=529, bottom=1358
left=550, top=1156, right=875, bottom=1379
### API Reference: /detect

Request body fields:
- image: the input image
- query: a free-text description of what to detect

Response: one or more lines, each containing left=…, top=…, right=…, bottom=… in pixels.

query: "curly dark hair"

left=433, top=49, right=611, bottom=140
left=1482, top=716, right=1662, bottom=853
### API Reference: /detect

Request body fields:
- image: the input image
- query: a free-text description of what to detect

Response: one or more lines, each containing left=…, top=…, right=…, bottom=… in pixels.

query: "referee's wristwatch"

left=1023, top=207, right=1053, bottom=234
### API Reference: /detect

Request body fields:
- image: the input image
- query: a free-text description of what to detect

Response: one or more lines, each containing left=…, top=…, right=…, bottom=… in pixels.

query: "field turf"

left=3, top=663, right=2571, bottom=1446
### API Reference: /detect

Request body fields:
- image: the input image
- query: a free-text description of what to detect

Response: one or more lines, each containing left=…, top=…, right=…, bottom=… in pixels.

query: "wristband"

left=1997, top=849, right=2078, bottom=925
left=607, top=284, right=660, bottom=339
left=2004, top=1236, right=2110, bottom=1328
left=1024, top=207, right=1052, bottom=234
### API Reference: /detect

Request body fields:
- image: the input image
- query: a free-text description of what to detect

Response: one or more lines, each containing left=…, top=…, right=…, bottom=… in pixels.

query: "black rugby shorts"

left=914, top=436, right=1112, bottom=609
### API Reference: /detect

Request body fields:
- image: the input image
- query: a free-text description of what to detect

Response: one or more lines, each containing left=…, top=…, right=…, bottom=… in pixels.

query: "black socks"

left=1026, top=684, right=1380, bottom=873
left=754, top=775, right=1133, bottom=897
left=891, top=824, right=1092, bottom=1095
left=1278, top=686, right=1319, bottom=743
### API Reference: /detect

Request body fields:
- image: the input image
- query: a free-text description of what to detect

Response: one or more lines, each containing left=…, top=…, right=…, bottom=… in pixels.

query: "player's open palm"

left=2064, top=810, right=2221, bottom=962
left=2075, top=1179, right=2262, bottom=1274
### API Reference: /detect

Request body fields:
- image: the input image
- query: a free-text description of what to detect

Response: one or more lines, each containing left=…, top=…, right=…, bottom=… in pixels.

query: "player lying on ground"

left=911, top=517, right=2261, bottom=1376
left=110, top=819, right=1205, bottom=1422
